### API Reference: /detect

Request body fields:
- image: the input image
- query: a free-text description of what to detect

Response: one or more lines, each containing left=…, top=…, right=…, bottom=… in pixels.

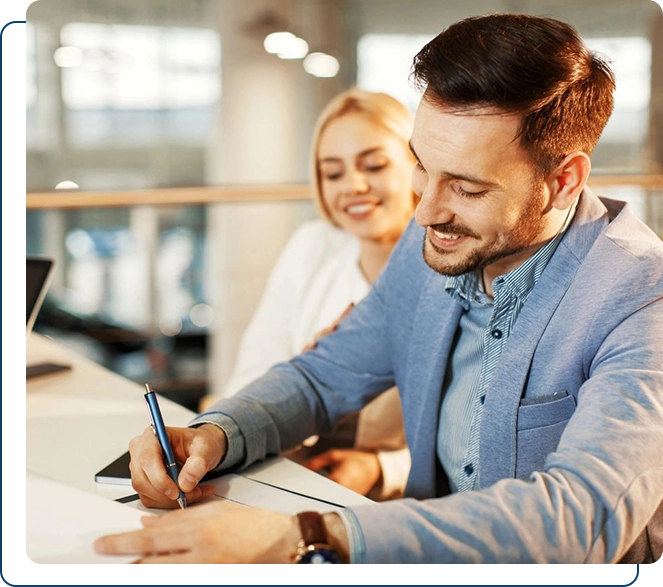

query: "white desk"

left=26, top=333, right=370, bottom=506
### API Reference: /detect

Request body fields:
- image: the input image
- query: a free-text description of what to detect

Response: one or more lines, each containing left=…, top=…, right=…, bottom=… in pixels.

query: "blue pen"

left=143, top=383, right=187, bottom=509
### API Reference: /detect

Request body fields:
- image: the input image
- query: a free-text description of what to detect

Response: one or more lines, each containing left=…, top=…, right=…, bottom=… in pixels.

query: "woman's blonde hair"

left=310, top=88, right=415, bottom=223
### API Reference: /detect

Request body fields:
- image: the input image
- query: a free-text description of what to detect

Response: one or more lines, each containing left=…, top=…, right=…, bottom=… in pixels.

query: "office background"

left=26, top=0, right=663, bottom=410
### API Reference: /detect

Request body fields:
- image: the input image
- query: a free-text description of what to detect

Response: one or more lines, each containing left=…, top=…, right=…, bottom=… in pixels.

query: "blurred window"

left=59, top=23, right=221, bottom=147
left=357, top=33, right=652, bottom=172
left=586, top=37, right=651, bottom=145
left=357, top=33, right=433, bottom=112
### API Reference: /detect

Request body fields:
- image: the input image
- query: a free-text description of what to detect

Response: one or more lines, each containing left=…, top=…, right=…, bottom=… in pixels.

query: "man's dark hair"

left=412, top=14, right=616, bottom=174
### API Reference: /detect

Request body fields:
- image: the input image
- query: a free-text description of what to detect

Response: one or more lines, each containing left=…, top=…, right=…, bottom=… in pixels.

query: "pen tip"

left=178, top=496, right=187, bottom=509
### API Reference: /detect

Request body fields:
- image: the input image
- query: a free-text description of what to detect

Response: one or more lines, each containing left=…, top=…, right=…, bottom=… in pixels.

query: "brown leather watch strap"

left=297, top=511, right=328, bottom=545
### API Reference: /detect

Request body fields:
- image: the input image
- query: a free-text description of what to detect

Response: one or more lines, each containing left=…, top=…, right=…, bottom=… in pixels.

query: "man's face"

left=411, top=98, right=552, bottom=282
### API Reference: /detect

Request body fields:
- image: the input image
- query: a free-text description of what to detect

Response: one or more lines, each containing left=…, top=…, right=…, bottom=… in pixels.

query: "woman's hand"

left=301, top=303, right=354, bottom=352
left=304, top=448, right=382, bottom=496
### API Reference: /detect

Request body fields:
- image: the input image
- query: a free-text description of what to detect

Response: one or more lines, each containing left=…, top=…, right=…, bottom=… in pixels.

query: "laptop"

left=26, top=256, right=71, bottom=378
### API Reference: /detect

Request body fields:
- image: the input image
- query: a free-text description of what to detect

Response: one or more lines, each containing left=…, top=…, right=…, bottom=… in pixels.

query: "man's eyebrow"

left=408, top=140, right=501, bottom=188
left=442, top=171, right=501, bottom=188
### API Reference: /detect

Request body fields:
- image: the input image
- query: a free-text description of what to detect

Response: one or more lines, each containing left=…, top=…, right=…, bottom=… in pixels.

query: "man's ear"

left=547, top=152, right=591, bottom=210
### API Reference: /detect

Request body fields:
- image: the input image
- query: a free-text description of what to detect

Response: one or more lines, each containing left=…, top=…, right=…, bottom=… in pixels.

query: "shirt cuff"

left=338, top=508, right=367, bottom=563
left=189, top=411, right=246, bottom=471
left=374, top=447, right=411, bottom=500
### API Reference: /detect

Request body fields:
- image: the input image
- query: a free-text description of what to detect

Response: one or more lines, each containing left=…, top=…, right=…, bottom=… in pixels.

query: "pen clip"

left=143, top=385, right=157, bottom=434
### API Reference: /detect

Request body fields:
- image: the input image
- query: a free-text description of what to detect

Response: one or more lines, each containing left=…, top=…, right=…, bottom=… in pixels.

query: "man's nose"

left=414, top=185, right=454, bottom=227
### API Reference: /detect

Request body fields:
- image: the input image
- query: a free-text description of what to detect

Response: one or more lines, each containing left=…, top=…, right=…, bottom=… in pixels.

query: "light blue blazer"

left=198, top=189, right=663, bottom=563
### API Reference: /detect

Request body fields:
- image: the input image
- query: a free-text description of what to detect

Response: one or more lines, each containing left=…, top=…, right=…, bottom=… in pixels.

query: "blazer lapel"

left=403, top=270, right=463, bottom=498
left=480, top=189, right=609, bottom=486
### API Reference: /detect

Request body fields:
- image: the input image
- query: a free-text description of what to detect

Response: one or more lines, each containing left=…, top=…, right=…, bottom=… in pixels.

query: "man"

left=95, top=13, right=663, bottom=563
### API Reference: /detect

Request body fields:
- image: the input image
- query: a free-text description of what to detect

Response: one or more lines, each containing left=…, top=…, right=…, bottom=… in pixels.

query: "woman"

left=201, top=88, right=416, bottom=499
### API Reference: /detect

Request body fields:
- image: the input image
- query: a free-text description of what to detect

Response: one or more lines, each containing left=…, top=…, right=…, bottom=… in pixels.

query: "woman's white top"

left=223, top=220, right=410, bottom=499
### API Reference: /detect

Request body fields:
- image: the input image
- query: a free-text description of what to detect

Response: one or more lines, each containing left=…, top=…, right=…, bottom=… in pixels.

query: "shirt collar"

left=446, top=271, right=485, bottom=310
left=445, top=201, right=577, bottom=307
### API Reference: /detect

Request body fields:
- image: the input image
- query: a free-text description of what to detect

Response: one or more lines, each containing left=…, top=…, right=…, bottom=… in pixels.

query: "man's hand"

left=94, top=502, right=351, bottom=563
left=129, top=423, right=226, bottom=508
left=304, top=448, right=381, bottom=496
left=94, top=501, right=301, bottom=563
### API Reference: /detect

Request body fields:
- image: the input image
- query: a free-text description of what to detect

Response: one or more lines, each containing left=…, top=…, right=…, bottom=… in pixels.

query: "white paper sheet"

left=26, top=470, right=343, bottom=564
left=26, top=470, right=152, bottom=564
left=123, top=473, right=346, bottom=516
left=207, top=473, right=345, bottom=514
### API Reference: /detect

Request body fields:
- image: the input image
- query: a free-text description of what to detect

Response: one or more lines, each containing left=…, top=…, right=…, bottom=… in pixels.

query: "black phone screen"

left=94, top=450, right=131, bottom=485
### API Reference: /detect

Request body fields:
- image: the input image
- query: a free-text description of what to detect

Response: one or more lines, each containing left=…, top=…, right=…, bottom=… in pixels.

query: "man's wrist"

left=322, top=512, right=351, bottom=563
left=199, top=422, right=227, bottom=441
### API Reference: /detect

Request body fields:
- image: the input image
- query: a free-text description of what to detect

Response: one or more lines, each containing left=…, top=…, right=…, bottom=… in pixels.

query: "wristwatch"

left=294, top=511, right=342, bottom=564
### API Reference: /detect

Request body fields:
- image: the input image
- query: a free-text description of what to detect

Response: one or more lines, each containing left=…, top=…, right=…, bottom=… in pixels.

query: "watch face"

left=297, top=548, right=342, bottom=564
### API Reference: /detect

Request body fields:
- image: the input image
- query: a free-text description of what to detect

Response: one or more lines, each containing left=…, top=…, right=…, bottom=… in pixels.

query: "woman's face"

left=317, top=112, right=415, bottom=244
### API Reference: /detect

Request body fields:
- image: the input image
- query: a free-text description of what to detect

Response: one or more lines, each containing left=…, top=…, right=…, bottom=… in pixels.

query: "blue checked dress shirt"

left=440, top=219, right=572, bottom=493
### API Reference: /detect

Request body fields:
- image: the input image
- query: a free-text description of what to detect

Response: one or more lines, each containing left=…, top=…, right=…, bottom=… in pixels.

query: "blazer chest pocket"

left=515, top=392, right=577, bottom=480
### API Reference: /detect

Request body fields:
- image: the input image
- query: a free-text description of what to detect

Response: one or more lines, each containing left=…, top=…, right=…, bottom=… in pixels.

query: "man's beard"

left=421, top=185, right=547, bottom=277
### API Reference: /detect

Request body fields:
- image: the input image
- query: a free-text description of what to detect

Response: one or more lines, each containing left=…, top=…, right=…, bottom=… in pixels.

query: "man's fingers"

left=94, top=525, right=189, bottom=556
left=191, top=484, right=217, bottom=502
left=178, top=454, right=210, bottom=492
left=129, top=428, right=182, bottom=503
left=135, top=454, right=181, bottom=501
left=135, top=553, right=191, bottom=564
left=129, top=454, right=179, bottom=508
left=137, top=480, right=212, bottom=508
left=127, top=424, right=225, bottom=507
left=140, top=494, right=225, bottom=528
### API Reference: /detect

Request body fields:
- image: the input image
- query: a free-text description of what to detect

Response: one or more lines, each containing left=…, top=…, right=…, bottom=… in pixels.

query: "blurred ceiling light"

left=53, top=46, right=83, bottom=68
left=159, top=315, right=183, bottom=337
left=264, top=31, right=309, bottom=59
left=303, top=52, right=340, bottom=78
left=54, top=180, right=79, bottom=190
left=277, top=37, right=309, bottom=59
left=65, top=228, right=95, bottom=259
left=264, top=31, right=295, bottom=53
left=189, top=303, right=214, bottom=328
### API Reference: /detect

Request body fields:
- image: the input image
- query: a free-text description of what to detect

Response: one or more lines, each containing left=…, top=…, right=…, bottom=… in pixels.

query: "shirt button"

left=491, top=329, right=503, bottom=339
left=480, top=395, right=486, bottom=405
left=464, top=464, right=474, bottom=476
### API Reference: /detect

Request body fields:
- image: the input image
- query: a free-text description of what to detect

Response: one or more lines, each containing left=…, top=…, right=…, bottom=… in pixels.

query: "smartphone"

left=94, top=450, right=131, bottom=485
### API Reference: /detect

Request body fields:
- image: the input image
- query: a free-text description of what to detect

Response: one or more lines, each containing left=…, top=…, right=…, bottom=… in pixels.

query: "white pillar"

left=203, top=0, right=350, bottom=397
